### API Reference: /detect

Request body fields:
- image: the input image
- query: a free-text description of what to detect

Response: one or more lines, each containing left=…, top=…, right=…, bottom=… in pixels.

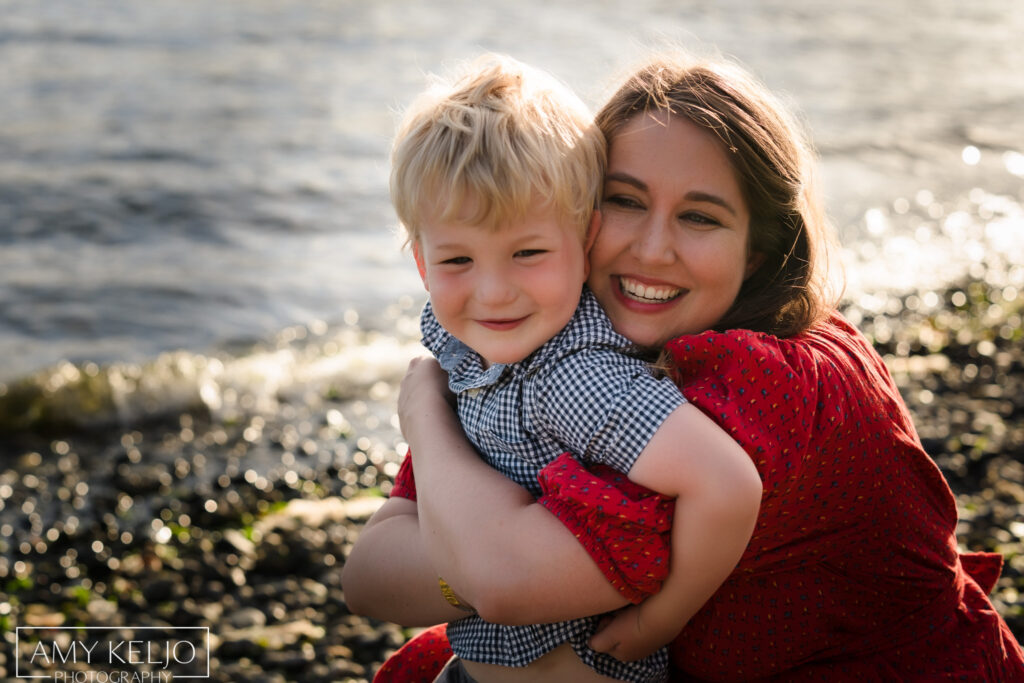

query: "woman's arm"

left=397, top=357, right=630, bottom=625
left=341, top=496, right=471, bottom=625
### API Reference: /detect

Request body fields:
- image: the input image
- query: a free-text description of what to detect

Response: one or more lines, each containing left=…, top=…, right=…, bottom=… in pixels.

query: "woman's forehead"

left=609, top=116, right=745, bottom=200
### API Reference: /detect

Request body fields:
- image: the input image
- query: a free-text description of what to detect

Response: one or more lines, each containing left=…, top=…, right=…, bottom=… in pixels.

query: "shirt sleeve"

left=527, top=348, right=686, bottom=474
left=389, top=452, right=417, bottom=501
left=537, top=453, right=673, bottom=604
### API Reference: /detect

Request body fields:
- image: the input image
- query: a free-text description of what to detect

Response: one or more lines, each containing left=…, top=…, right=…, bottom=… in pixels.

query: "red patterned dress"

left=373, top=313, right=1024, bottom=681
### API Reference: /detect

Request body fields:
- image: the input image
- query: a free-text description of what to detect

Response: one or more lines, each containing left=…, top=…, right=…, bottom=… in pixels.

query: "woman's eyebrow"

left=686, top=191, right=738, bottom=217
left=605, top=172, right=738, bottom=216
left=605, top=171, right=647, bottom=191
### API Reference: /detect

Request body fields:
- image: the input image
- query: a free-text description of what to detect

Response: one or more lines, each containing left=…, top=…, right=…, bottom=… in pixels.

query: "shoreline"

left=1, top=276, right=1021, bottom=681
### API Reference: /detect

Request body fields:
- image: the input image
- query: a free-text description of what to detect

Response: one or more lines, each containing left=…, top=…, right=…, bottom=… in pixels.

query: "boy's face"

left=416, top=201, right=595, bottom=366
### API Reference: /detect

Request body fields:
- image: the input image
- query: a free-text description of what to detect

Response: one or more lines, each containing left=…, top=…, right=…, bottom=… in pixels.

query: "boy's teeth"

left=621, top=277, right=682, bottom=302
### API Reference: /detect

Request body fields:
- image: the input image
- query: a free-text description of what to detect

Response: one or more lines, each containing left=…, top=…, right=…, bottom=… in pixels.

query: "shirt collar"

left=418, top=287, right=609, bottom=393
left=420, top=301, right=511, bottom=392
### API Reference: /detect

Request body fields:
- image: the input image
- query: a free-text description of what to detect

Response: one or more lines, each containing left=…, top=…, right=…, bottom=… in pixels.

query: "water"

left=2, top=0, right=1023, bottom=430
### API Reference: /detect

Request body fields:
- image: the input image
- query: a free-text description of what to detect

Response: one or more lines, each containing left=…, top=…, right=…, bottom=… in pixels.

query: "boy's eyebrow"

left=605, top=172, right=739, bottom=217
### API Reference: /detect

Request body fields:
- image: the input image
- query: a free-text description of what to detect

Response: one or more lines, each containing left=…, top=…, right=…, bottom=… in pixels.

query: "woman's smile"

left=616, top=275, right=685, bottom=305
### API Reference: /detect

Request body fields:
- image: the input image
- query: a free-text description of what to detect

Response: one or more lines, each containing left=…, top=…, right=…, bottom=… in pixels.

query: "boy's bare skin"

left=464, top=643, right=621, bottom=683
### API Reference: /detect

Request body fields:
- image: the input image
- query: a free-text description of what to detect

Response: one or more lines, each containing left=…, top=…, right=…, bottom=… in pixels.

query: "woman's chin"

left=603, top=313, right=668, bottom=348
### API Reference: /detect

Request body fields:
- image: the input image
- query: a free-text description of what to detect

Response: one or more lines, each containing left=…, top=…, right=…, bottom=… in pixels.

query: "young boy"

left=349, top=54, right=759, bottom=683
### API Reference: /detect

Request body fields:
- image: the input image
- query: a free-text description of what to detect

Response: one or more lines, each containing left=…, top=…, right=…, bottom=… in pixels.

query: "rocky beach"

left=1, top=276, right=1021, bottom=682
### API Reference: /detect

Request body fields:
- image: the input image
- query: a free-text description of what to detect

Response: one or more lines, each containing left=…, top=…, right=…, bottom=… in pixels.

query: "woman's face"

left=587, top=112, right=758, bottom=347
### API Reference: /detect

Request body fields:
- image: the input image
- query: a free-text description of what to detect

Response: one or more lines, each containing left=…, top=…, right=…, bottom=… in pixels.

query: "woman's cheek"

left=586, top=222, right=624, bottom=277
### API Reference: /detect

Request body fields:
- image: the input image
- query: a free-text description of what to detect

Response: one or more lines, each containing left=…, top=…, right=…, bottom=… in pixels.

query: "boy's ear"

left=412, top=242, right=429, bottom=291
left=583, top=210, right=601, bottom=279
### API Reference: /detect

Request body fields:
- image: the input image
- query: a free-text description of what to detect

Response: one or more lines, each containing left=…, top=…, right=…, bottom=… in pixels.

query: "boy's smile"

left=416, top=200, right=592, bottom=366
left=476, top=316, right=529, bottom=331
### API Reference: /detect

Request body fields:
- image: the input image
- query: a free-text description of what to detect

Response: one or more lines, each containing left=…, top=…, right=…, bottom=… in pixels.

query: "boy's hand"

left=588, top=602, right=682, bottom=662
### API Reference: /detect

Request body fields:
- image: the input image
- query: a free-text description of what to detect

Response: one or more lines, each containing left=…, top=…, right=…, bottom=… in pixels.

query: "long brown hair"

left=596, top=54, right=841, bottom=338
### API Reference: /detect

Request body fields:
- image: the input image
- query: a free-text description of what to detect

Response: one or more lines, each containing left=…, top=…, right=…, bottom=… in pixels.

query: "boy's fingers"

left=588, top=632, right=618, bottom=653
left=588, top=616, right=620, bottom=653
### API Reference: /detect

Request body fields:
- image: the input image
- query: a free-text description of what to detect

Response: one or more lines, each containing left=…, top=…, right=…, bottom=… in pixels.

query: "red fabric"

left=654, top=313, right=1023, bottom=680
left=373, top=624, right=451, bottom=683
left=535, top=453, right=673, bottom=604
left=390, top=449, right=418, bottom=502
left=961, top=551, right=1004, bottom=595
left=384, top=313, right=1024, bottom=680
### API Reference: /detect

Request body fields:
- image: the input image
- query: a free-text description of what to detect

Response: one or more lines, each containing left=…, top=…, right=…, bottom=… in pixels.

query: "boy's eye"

left=440, top=256, right=471, bottom=265
left=514, top=249, right=547, bottom=258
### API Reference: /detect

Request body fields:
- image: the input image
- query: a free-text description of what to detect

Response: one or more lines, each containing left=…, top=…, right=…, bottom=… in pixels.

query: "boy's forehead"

left=423, top=187, right=508, bottom=222
left=424, top=191, right=492, bottom=226
left=422, top=191, right=576, bottom=231
left=418, top=202, right=588, bottom=249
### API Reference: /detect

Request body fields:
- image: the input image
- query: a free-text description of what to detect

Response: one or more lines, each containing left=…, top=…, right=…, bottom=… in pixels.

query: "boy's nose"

left=474, top=269, right=518, bottom=305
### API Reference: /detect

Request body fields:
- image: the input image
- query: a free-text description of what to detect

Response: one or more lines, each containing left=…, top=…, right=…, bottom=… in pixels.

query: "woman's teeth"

left=620, top=277, right=682, bottom=303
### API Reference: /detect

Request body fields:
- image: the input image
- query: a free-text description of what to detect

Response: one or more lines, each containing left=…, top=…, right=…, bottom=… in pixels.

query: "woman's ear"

left=583, top=210, right=601, bottom=279
left=412, top=242, right=429, bottom=291
left=745, top=251, right=766, bottom=280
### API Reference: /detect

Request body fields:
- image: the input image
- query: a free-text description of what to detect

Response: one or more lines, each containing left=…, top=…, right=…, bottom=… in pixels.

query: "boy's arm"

left=589, top=403, right=762, bottom=660
left=341, top=495, right=472, bottom=625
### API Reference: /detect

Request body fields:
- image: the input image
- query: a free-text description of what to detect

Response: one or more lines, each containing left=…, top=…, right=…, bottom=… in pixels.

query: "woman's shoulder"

left=665, top=311, right=881, bottom=382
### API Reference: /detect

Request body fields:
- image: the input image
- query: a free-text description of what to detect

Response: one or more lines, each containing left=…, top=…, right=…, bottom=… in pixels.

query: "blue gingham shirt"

left=421, top=287, right=685, bottom=682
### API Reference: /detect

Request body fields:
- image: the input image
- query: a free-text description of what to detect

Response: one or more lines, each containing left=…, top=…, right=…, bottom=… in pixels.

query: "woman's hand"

left=399, top=355, right=452, bottom=408
left=397, top=356, right=456, bottom=447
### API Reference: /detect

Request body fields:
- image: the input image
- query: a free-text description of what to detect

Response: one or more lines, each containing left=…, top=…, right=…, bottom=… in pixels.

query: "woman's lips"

left=617, top=276, right=684, bottom=305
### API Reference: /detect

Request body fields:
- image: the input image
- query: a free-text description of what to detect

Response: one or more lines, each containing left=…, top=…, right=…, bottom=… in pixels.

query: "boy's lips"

left=476, top=316, right=528, bottom=331
left=616, top=276, right=685, bottom=305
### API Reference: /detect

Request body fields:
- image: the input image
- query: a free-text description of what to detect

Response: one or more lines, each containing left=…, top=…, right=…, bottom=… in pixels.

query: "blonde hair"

left=390, top=54, right=605, bottom=244
left=598, top=53, right=842, bottom=337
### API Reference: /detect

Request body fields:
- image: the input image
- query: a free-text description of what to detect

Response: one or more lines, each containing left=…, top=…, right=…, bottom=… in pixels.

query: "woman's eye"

left=603, top=195, right=643, bottom=210
left=681, top=211, right=721, bottom=227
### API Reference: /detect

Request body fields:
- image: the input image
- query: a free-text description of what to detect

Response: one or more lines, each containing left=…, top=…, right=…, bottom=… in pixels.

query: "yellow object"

left=438, top=577, right=474, bottom=612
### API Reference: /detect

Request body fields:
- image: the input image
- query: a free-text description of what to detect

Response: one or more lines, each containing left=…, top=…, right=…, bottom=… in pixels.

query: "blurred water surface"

left=2, top=0, right=1023, bottom=423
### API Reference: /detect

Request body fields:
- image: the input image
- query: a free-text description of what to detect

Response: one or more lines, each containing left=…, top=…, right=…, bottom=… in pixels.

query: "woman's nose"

left=631, top=213, right=677, bottom=265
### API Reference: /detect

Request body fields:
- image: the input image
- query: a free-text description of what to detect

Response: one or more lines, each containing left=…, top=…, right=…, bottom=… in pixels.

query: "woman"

left=343, top=52, right=1024, bottom=681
